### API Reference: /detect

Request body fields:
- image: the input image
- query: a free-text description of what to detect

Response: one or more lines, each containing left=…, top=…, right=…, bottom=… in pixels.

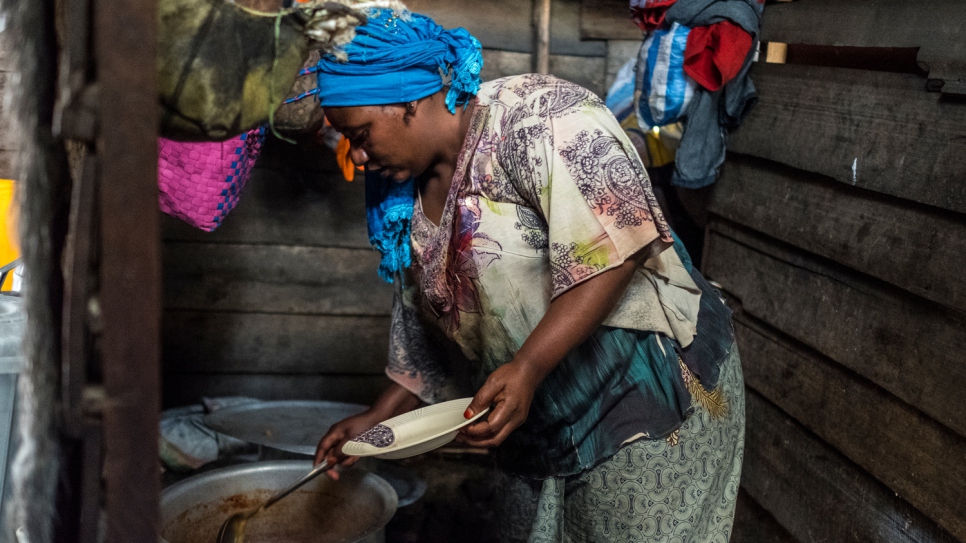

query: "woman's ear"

left=403, top=100, right=417, bottom=125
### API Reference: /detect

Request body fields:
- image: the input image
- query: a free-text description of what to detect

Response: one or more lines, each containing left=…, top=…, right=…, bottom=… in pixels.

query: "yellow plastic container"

left=0, top=179, right=19, bottom=290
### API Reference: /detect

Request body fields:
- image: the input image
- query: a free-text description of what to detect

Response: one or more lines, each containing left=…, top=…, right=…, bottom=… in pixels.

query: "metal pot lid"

left=203, top=400, right=367, bottom=456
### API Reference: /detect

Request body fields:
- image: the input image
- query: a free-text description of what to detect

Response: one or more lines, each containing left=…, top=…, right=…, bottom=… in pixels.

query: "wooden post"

left=94, top=0, right=161, bottom=540
left=533, top=0, right=551, bottom=74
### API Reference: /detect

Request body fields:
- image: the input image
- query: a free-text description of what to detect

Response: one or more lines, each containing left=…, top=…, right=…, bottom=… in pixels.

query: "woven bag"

left=158, top=127, right=266, bottom=231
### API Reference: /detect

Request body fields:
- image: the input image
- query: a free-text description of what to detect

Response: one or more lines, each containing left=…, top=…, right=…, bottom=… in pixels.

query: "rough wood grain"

left=729, top=63, right=966, bottom=214
left=730, top=489, right=798, bottom=543
left=97, top=0, right=161, bottom=539
left=742, top=390, right=959, bottom=543
left=760, top=0, right=966, bottom=93
left=580, top=0, right=641, bottom=41
left=0, top=73, right=19, bottom=155
left=704, top=224, right=966, bottom=439
left=162, top=373, right=391, bottom=408
left=406, top=0, right=606, bottom=57
left=736, top=316, right=966, bottom=540
left=162, top=311, right=390, bottom=375
left=711, top=155, right=966, bottom=311
left=605, top=40, right=640, bottom=90
left=0, top=42, right=13, bottom=71
left=0, top=150, right=14, bottom=180
left=163, top=243, right=393, bottom=316
left=482, top=49, right=607, bottom=97
left=161, top=158, right=370, bottom=248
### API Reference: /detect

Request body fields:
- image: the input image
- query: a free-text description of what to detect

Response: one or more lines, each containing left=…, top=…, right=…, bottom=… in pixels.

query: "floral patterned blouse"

left=386, top=74, right=734, bottom=478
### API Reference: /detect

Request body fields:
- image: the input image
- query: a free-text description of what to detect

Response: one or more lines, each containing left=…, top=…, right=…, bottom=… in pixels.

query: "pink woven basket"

left=158, top=127, right=266, bottom=232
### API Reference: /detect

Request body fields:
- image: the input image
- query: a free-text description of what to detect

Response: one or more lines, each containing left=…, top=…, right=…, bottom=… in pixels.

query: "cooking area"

left=3, top=0, right=966, bottom=543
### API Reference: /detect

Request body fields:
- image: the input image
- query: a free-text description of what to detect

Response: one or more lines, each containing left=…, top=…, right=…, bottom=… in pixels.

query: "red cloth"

left=683, top=20, right=753, bottom=92
left=630, top=0, right=677, bottom=32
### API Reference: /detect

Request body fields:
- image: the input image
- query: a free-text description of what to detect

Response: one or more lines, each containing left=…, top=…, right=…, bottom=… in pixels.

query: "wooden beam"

left=95, top=0, right=161, bottom=540
left=760, top=0, right=966, bottom=94
left=162, top=373, right=391, bottom=408
left=729, top=63, right=966, bottom=214
left=533, top=0, right=552, bottom=74
left=162, top=243, right=392, bottom=315
left=580, top=0, right=640, bottom=41
left=734, top=314, right=966, bottom=540
left=162, top=311, right=390, bottom=375
left=743, top=390, right=959, bottom=543
left=61, top=153, right=97, bottom=433
left=704, top=223, right=966, bottom=439
left=710, top=155, right=966, bottom=312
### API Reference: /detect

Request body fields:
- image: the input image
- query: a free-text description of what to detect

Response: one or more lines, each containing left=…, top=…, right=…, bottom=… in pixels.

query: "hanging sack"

left=634, top=22, right=697, bottom=129
left=157, top=127, right=266, bottom=231
left=271, top=51, right=327, bottom=135
left=158, top=0, right=375, bottom=141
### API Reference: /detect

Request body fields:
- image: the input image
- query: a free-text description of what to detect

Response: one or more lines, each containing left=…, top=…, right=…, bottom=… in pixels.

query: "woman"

left=313, top=9, right=744, bottom=543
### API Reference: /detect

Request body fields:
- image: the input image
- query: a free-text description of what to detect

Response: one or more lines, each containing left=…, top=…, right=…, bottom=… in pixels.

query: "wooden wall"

left=161, top=138, right=396, bottom=406
left=711, top=3, right=966, bottom=542
left=584, top=0, right=966, bottom=540
left=709, top=3, right=966, bottom=539
left=0, top=40, right=17, bottom=178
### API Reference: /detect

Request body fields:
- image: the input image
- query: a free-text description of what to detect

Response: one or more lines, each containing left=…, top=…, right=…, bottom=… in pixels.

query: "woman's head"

left=323, top=91, right=455, bottom=181
left=313, top=9, right=483, bottom=178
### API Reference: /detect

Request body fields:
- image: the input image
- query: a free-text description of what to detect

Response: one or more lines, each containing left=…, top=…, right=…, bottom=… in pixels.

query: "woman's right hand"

left=314, top=409, right=385, bottom=479
left=313, top=382, right=423, bottom=479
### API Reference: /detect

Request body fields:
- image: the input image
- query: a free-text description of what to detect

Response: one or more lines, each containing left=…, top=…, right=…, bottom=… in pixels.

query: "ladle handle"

left=262, top=461, right=329, bottom=511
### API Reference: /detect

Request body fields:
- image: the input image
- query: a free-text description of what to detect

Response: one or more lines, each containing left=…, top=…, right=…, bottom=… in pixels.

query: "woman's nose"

left=349, top=146, right=369, bottom=166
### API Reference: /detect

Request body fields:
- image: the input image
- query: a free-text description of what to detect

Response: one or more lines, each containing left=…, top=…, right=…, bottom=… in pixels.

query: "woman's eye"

left=350, top=131, right=368, bottom=146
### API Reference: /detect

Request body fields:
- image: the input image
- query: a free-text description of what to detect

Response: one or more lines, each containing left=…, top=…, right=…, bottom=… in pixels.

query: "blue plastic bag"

left=635, top=22, right=697, bottom=129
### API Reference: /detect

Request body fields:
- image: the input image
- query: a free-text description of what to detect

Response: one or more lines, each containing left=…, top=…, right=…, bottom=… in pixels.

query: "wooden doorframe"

left=93, top=0, right=161, bottom=540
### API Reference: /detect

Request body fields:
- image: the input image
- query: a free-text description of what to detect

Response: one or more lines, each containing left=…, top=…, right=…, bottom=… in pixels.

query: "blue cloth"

left=314, top=9, right=484, bottom=282
left=315, top=9, right=483, bottom=114
left=365, top=171, right=415, bottom=282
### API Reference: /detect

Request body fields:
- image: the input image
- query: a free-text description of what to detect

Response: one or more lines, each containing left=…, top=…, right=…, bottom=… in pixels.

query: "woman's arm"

left=314, top=381, right=422, bottom=473
left=458, top=249, right=649, bottom=448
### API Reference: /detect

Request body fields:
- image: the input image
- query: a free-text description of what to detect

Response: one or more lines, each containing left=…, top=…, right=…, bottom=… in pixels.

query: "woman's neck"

left=418, top=99, right=477, bottom=226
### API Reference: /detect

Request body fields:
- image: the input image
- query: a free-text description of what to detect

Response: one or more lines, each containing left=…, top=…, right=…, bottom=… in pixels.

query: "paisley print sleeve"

left=496, top=75, right=674, bottom=298
left=386, top=285, right=460, bottom=404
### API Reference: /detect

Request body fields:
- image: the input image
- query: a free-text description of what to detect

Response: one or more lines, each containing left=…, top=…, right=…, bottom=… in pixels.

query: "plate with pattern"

left=341, top=398, right=489, bottom=460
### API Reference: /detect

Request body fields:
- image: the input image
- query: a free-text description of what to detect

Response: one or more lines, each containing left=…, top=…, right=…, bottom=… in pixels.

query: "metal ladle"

left=216, top=461, right=330, bottom=543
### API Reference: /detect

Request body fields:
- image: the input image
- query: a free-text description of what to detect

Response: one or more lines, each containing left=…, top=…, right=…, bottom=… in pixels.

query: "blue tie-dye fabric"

left=492, top=242, right=735, bottom=478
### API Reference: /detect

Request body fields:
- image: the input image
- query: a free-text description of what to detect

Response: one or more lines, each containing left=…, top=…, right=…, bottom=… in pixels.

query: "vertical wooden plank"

left=95, top=0, right=160, bottom=539
left=61, top=154, right=96, bottom=434
left=533, top=0, right=551, bottom=74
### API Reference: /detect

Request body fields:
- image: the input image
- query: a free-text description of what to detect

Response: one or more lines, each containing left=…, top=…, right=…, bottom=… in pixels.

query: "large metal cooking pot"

left=160, top=461, right=397, bottom=543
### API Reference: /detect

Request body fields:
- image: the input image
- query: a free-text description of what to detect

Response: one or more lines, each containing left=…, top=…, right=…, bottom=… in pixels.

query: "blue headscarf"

left=311, top=9, right=483, bottom=282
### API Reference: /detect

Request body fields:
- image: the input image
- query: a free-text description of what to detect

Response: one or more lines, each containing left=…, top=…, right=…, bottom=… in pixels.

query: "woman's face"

left=323, top=104, right=438, bottom=182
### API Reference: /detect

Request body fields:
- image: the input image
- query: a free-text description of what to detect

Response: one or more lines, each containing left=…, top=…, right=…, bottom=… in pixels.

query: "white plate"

left=341, top=398, right=489, bottom=460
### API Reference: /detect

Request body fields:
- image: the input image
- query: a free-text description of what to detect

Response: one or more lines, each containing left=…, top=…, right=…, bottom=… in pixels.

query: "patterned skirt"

left=498, top=346, right=745, bottom=543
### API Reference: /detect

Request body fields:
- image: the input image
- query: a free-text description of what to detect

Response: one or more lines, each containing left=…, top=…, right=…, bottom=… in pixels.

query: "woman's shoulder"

left=477, top=73, right=600, bottom=112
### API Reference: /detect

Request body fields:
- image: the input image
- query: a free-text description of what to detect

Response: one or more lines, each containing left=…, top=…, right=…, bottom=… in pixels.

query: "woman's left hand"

left=457, top=360, right=542, bottom=448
